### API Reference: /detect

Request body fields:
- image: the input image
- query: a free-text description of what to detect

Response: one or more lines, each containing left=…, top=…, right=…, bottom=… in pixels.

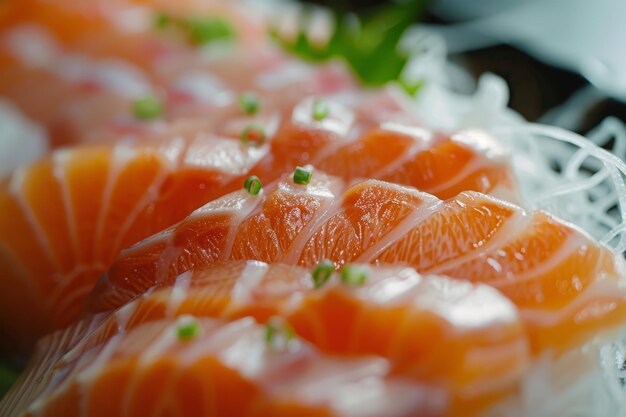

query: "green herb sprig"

left=271, top=0, right=428, bottom=93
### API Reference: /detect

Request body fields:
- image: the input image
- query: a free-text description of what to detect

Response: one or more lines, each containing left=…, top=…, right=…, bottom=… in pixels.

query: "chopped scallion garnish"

left=264, top=321, right=276, bottom=344
left=153, top=13, right=235, bottom=47
left=340, top=264, right=368, bottom=286
left=312, top=259, right=334, bottom=289
left=312, top=99, right=329, bottom=121
left=176, top=320, right=200, bottom=341
left=264, top=317, right=296, bottom=350
left=239, top=92, right=260, bottom=115
left=184, top=17, right=234, bottom=45
left=244, top=175, right=262, bottom=195
left=132, top=96, right=164, bottom=120
left=154, top=13, right=171, bottom=30
left=241, top=124, right=266, bottom=146
left=293, top=166, right=313, bottom=185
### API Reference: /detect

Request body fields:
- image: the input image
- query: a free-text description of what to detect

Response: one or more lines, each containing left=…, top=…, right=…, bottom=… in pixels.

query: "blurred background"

left=288, top=0, right=626, bottom=133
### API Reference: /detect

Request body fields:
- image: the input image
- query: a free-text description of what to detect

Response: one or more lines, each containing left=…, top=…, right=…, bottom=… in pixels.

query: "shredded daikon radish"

left=405, top=28, right=626, bottom=254
left=492, top=123, right=626, bottom=253
left=404, top=27, right=626, bottom=417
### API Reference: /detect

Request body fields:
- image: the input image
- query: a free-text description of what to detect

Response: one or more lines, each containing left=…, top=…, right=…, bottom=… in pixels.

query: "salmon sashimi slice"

left=1, top=261, right=527, bottom=416
left=0, top=23, right=356, bottom=149
left=0, top=0, right=268, bottom=57
left=0, top=0, right=358, bottom=150
left=0, top=49, right=135, bottom=149
left=0, top=95, right=515, bottom=356
left=0, top=316, right=447, bottom=417
left=94, top=171, right=626, bottom=357
left=95, top=260, right=528, bottom=413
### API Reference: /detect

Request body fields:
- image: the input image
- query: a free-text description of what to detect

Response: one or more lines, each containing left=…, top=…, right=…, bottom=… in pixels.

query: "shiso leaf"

left=271, top=0, right=429, bottom=93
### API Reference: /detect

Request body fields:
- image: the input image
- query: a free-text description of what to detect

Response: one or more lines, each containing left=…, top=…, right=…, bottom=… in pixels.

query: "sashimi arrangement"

left=1, top=1, right=626, bottom=416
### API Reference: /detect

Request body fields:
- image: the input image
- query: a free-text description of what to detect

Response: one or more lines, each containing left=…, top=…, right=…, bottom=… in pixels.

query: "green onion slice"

left=293, top=166, right=313, bottom=185
left=132, top=96, right=164, bottom=120
left=239, top=92, right=260, bottom=115
left=312, top=259, right=334, bottom=289
left=340, top=264, right=368, bottom=286
left=244, top=175, right=262, bottom=195
left=312, top=98, right=329, bottom=121
left=241, top=124, right=266, bottom=146
left=176, top=319, right=200, bottom=341
left=184, top=17, right=234, bottom=45
left=154, top=13, right=171, bottom=29
left=264, top=317, right=296, bottom=350
left=264, top=321, right=276, bottom=344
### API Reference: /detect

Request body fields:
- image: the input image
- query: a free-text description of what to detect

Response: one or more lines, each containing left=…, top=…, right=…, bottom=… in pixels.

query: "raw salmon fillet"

left=92, top=171, right=626, bottom=357
left=0, top=0, right=268, bottom=57
left=0, top=316, right=447, bottom=417
left=0, top=27, right=356, bottom=148
left=0, top=107, right=515, bottom=355
left=0, top=0, right=355, bottom=148
left=1, top=261, right=528, bottom=416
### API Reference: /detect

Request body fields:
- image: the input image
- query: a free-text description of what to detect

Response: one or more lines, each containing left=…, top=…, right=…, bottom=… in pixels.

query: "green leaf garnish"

left=244, top=175, right=263, bottom=195
left=132, top=96, right=164, bottom=120
left=271, top=0, right=428, bottom=92
left=312, top=259, right=334, bottom=288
